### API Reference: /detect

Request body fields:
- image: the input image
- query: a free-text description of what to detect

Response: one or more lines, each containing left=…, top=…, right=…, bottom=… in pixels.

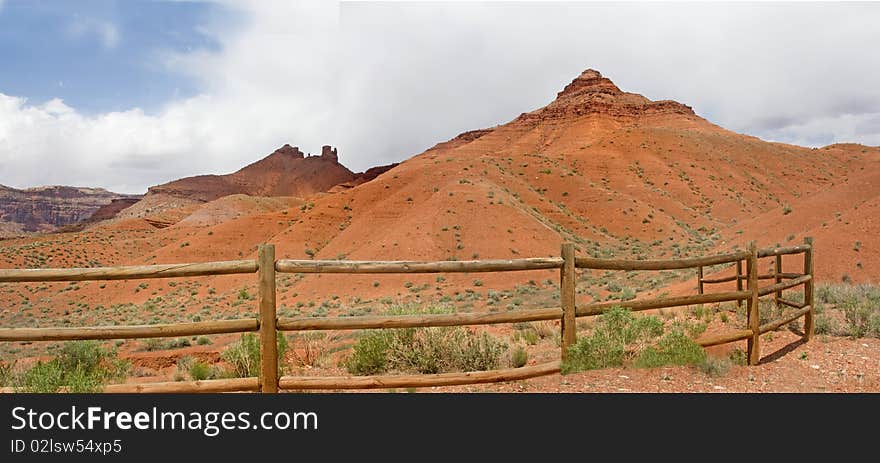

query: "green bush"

left=14, top=341, right=129, bottom=393
left=343, top=330, right=393, bottom=375
left=814, top=314, right=837, bottom=335
left=815, top=284, right=880, bottom=338
left=189, top=361, right=212, bottom=381
left=634, top=330, right=706, bottom=368
left=343, top=305, right=507, bottom=375
left=220, top=332, right=288, bottom=378
left=562, top=307, right=663, bottom=373
left=618, top=287, right=637, bottom=301
left=563, top=307, right=708, bottom=374
left=176, top=356, right=215, bottom=381
left=510, top=346, right=529, bottom=368
left=138, top=337, right=191, bottom=352
left=843, top=303, right=879, bottom=338
left=19, top=361, right=66, bottom=393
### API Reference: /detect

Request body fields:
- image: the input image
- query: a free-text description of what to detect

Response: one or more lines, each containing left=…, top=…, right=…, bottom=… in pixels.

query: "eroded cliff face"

left=514, top=69, right=697, bottom=124
left=0, top=185, right=139, bottom=235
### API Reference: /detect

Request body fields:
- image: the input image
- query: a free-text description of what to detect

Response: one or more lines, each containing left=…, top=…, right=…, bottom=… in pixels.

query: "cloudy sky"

left=1, top=1, right=878, bottom=194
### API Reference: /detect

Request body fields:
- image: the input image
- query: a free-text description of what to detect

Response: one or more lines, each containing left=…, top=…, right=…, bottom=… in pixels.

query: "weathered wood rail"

left=0, top=238, right=815, bottom=393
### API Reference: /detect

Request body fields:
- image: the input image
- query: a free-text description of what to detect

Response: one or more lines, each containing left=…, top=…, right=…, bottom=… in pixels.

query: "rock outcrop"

left=57, top=197, right=142, bottom=232
left=515, top=69, right=696, bottom=124
left=0, top=185, right=140, bottom=235
left=273, top=144, right=305, bottom=159
left=143, top=145, right=382, bottom=205
left=327, top=162, right=400, bottom=193
left=321, top=145, right=338, bottom=163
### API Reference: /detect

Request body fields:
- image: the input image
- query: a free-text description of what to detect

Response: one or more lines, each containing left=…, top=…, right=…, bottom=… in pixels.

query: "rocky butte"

left=516, top=69, right=695, bottom=123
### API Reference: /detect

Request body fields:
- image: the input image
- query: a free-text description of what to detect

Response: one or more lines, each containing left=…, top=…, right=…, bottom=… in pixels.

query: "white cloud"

left=0, top=1, right=879, bottom=194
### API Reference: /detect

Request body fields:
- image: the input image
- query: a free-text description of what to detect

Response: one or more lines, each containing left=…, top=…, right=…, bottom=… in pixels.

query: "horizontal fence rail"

left=275, top=257, right=563, bottom=274
left=757, top=244, right=812, bottom=258
left=0, top=260, right=258, bottom=283
left=700, top=272, right=804, bottom=284
left=777, top=298, right=808, bottom=309
left=696, top=329, right=754, bottom=347
left=0, top=238, right=816, bottom=392
left=757, top=275, right=812, bottom=297
left=575, top=251, right=748, bottom=270
left=278, top=361, right=562, bottom=390
left=277, top=307, right=562, bottom=331
left=104, top=377, right=261, bottom=394
left=0, top=318, right=259, bottom=342
left=575, top=290, right=750, bottom=317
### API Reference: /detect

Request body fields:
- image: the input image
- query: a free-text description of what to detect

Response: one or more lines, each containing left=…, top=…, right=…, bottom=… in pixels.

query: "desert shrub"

left=698, top=357, right=732, bottom=377
left=175, top=356, right=216, bottom=381
left=727, top=348, right=748, bottom=366
left=454, top=331, right=507, bottom=372
left=563, top=307, right=710, bottom=374
left=18, top=361, right=66, bottom=393
left=814, top=313, right=837, bottom=335
left=634, top=330, right=706, bottom=368
left=221, top=332, right=289, bottom=378
left=510, top=346, right=529, bottom=368
left=618, top=287, right=637, bottom=301
left=14, top=341, right=129, bottom=393
left=288, top=332, right=328, bottom=368
left=697, top=347, right=747, bottom=377
left=343, top=305, right=507, bottom=375
left=814, top=284, right=880, bottom=338
left=138, top=337, right=191, bottom=352
left=562, top=307, right=663, bottom=373
left=514, top=329, right=539, bottom=345
left=343, top=329, right=392, bottom=375
left=189, top=360, right=212, bottom=381
left=842, top=303, right=880, bottom=338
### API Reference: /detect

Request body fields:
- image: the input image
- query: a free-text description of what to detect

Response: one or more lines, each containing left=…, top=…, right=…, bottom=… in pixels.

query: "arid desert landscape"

left=1, top=69, right=878, bottom=393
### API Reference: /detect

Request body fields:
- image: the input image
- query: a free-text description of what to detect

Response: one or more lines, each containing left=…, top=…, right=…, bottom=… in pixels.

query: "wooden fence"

left=0, top=238, right=815, bottom=392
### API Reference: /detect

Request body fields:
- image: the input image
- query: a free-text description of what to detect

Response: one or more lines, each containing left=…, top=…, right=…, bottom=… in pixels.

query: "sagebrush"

left=13, top=341, right=130, bottom=393
left=562, top=307, right=707, bottom=374
left=343, top=305, right=507, bottom=374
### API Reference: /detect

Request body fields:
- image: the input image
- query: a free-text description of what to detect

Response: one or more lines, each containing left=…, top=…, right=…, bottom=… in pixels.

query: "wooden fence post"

left=736, top=260, right=744, bottom=310
left=697, top=266, right=704, bottom=295
left=774, top=255, right=783, bottom=309
left=560, top=243, right=576, bottom=361
left=746, top=241, right=760, bottom=366
left=258, top=244, right=278, bottom=393
left=803, top=237, right=815, bottom=341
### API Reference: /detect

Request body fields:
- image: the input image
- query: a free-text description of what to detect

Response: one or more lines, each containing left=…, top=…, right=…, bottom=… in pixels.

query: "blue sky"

left=0, top=0, right=225, bottom=114
left=0, top=1, right=878, bottom=194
